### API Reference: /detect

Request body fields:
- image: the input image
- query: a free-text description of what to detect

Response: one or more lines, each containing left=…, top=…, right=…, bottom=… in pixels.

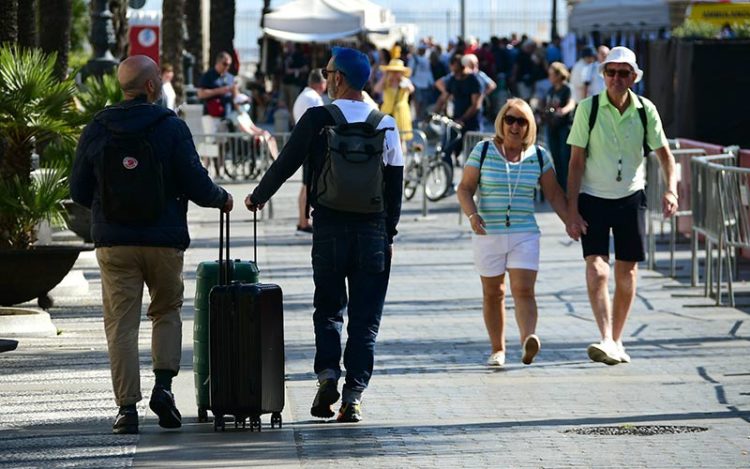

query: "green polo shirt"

left=567, top=89, right=669, bottom=199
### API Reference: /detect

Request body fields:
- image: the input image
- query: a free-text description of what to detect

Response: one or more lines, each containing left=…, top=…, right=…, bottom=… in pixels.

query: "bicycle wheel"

left=404, top=180, right=418, bottom=201
left=424, top=160, right=452, bottom=201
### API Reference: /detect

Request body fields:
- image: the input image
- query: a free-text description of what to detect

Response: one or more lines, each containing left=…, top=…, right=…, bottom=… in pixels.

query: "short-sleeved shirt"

left=447, top=74, right=481, bottom=130
left=465, top=141, right=554, bottom=234
left=198, top=68, right=235, bottom=116
left=544, top=83, right=573, bottom=128
left=293, top=86, right=324, bottom=124
left=567, top=90, right=669, bottom=199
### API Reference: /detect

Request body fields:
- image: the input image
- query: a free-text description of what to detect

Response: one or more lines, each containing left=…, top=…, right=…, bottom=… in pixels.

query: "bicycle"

left=403, top=130, right=453, bottom=201
left=404, top=114, right=464, bottom=202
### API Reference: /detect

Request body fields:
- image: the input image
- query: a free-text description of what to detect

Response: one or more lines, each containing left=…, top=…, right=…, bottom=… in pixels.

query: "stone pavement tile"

left=1, top=179, right=749, bottom=468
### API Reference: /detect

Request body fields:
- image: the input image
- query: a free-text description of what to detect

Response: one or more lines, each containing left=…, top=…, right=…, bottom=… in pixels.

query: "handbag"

left=206, top=98, right=225, bottom=118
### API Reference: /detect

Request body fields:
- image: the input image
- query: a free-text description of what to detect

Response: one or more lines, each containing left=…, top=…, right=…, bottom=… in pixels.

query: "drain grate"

left=565, top=425, right=709, bottom=436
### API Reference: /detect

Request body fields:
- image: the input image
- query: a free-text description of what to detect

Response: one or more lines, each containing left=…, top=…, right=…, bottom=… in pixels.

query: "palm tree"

left=0, top=46, right=78, bottom=248
left=162, top=0, right=185, bottom=105
left=39, top=0, right=73, bottom=80
left=185, top=0, right=203, bottom=82
left=110, top=0, right=129, bottom=60
left=17, top=0, right=37, bottom=48
left=0, top=0, right=19, bottom=45
left=210, top=0, right=235, bottom=67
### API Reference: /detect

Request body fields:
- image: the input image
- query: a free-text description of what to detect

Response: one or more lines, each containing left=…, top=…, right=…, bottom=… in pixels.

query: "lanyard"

left=502, top=145, right=524, bottom=227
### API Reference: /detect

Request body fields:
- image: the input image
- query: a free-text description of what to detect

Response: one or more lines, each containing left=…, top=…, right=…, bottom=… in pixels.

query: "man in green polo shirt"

left=566, top=46, right=679, bottom=365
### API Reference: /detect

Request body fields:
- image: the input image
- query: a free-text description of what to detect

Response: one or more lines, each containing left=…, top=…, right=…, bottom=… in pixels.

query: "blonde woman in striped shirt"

left=457, top=98, right=569, bottom=367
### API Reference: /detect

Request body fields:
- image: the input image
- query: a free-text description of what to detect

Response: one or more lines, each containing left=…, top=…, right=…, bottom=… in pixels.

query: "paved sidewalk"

left=1, top=175, right=749, bottom=468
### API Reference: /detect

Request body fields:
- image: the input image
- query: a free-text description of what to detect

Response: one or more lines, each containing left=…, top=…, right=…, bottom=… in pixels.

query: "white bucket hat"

left=598, top=46, right=643, bottom=83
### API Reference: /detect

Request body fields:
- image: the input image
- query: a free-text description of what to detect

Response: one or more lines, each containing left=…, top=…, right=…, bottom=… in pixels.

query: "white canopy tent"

left=262, top=0, right=395, bottom=43
left=568, top=0, right=672, bottom=34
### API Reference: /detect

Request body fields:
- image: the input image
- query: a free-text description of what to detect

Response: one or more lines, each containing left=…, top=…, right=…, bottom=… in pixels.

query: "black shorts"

left=578, top=190, right=647, bottom=262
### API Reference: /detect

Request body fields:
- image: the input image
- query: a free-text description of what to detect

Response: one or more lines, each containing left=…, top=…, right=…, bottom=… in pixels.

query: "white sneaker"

left=522, top=334, right=541, bottom=365
left=615, top=341, right=631, bottom=363
left=586, top=340, right=621, bottom=366
left=486, top=351, right=505, bottom=367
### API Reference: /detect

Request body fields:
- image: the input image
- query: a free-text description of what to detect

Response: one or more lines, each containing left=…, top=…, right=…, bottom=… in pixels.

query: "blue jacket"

left=70, top=96, right=228, bottom=250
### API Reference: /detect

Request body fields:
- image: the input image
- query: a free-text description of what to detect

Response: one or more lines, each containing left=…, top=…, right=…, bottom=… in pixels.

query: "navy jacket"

left=70, top=96, right=228, bottom=250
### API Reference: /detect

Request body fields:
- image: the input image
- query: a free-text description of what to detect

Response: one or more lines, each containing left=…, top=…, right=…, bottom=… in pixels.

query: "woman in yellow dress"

left=374, top=58, right=414, bottom=144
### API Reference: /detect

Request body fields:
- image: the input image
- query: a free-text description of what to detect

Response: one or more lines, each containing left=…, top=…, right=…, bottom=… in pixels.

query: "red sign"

left=129, top=25, right=160, bottom=63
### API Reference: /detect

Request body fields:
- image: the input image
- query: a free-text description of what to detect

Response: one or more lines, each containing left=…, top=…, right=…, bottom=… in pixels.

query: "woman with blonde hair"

left=457, top=98, right=568, bottom=367
left=374, top=58, right=414, bottom=143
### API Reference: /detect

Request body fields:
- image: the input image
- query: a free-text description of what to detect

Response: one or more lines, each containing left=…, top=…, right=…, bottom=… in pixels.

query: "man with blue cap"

left=245, top=47, right=404, bottom=423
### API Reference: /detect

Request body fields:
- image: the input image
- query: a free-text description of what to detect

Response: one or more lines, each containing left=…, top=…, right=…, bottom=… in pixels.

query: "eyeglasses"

left=604, top=68, right=633, bottom=78
left=503, top=115, right=529, bottom=127
left=321, top=69, right=345, bottom=80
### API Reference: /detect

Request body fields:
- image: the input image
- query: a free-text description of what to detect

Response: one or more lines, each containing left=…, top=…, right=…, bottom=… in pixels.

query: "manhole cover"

left=565, top=425, right=708, bottom=436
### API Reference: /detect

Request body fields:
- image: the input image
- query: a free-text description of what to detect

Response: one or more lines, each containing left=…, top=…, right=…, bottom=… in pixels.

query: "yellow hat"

left=380, top=58, right=411, bottom=77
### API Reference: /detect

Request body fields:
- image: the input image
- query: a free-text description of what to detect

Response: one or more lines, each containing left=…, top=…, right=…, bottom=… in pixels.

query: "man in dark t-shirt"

left=197, top=51, right=238, bottom=118
left=435, top=54, right=481, bottom=168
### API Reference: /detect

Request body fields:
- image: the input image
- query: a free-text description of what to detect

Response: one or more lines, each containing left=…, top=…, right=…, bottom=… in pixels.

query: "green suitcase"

left=193, top=214, right=259, bottom=422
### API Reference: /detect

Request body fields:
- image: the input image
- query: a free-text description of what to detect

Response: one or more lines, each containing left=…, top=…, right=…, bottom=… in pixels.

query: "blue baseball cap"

left=331, top=46, right=371, bottom=91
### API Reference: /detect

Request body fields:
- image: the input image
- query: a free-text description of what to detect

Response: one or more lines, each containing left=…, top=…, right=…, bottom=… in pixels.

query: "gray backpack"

left=314, top=104, right=391, bottom=213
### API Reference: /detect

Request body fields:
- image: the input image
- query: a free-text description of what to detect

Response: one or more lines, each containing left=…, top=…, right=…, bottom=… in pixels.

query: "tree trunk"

left=209, top=0, right=234, bottom=68
left=162, top=0, right=185, bottom=106
left=109, top=0, right=128, bottom=60
left=0, top=0, right=19, bottom=45
left=17, top=0, right=36, bottom=48
left=39, top=0, right=72, bottom=80
left=185, top=0, right=202, bottom=83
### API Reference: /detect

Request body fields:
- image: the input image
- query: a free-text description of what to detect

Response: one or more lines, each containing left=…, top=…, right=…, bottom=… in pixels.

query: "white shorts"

left=472, top=232, right=541, bottom=277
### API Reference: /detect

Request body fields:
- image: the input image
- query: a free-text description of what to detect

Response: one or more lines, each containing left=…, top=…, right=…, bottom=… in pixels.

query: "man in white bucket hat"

left=565, top=46, right=679, bottom=365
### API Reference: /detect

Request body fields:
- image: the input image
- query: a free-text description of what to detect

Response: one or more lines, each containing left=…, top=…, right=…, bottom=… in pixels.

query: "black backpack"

left=478, top=140, right=545, bottom=183
left=313, top=104, right=392, bottom=213
left=95, top=112, right=170, bottom=224
left=586, top=93, right=650, bottom=157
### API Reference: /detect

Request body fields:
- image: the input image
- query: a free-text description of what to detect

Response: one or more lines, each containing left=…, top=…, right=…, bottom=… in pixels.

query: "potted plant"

left=0, top=45, right=91, bottom=308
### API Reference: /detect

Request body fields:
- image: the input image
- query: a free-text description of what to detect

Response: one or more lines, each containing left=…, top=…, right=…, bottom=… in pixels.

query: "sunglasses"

left=604, top=68, right=633, bottom=78
left=503, top=115, right=529, bottom=127
left=321, top=69, right=345, bottom=80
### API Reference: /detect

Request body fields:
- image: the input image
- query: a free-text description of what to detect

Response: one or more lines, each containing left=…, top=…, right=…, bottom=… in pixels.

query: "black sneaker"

left=149, top=385, right=182, bottom=429
left=310, top=379, right=340, bottom=418
left=112, top=409, right=138, bottom=434
left=336, top=402, right=362, bottom=423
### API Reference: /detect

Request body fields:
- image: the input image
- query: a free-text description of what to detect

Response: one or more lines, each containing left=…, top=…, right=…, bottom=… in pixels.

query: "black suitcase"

left=208, top=211, right=285, bottom=431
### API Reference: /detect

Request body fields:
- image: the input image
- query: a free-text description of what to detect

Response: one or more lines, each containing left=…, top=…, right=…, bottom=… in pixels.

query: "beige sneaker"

left=521, top=334, right=541, bottom=365
left=587, top=340, right=621, bottom=366
left=486, top=351, right=506, bottom=367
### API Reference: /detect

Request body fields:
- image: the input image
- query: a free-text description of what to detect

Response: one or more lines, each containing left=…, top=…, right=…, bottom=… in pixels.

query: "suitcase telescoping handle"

left=219, top=210, right=231, bottom=285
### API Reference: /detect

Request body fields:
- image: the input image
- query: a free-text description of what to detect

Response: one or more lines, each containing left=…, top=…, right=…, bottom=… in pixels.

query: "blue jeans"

left=311, top=217, right=391, bottom=395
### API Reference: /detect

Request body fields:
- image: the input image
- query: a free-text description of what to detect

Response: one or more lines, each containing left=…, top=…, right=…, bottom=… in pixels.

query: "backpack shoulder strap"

left=365, top=109, right=387, bottom=129
left=585, top=94, right=599, bottom=157
left=536, top=145, right=544, bottom=178
left=636, top=95, right=650, bottom=156
left=324, top=104, right=347, bottom=126
left=477, top=140, right=490, bottom=184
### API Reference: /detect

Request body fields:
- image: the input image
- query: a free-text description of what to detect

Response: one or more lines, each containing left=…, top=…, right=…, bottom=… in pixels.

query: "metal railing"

left=690, top=154, right=736, bottom=304
left=715, top=163, right=750, bottom=307
left=645, top=148, right=706, bottom=276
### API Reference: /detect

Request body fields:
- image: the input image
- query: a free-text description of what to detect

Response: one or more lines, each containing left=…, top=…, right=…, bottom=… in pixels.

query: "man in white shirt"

left=569, top=47, right=596, bottom=103
left=584, top=45, right=610, bottom=98
left=245, top=47, right=403, bottom=423
left=292, top=69, right=327, bottom=234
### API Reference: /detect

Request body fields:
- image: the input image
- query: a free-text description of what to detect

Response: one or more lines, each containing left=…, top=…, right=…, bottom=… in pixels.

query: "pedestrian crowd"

left=70, top=27, right=678, bottom=433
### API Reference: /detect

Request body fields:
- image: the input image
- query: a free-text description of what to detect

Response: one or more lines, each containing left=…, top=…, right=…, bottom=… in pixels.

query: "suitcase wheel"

left=250, top=415, right=262, bottom=432
left=271, top=412, right=282, bottom=429
left=213, top=415, right=225, bottom=432
left=198, top=406, right=209, bottom=423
